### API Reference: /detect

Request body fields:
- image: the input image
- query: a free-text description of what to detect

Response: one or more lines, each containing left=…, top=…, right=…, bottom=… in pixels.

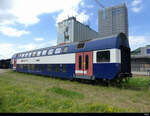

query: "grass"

left=0, top=70, right=150, bottom=113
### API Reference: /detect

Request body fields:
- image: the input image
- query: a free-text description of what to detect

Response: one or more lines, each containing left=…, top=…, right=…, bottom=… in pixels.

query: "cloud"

left=129, top=35, right=150, bottom=50
left=0, top=43, right=15, bottom=59
left=56, top=9, right=89, bottom=24
left=131, top=0, right=143, bottom=13
left=0, top=39, right=57, bottom=59
left=34, top=37, right=44, bottom=42
left=0, top=26, right=30, bottom=37
left=0, top=0, right=84, bottom=27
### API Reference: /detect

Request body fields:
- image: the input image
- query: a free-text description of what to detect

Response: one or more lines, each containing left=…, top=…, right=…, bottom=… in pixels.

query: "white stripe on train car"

left=93, top=49, right=121, bottom=63
left=84, top=71, right=87, bottom=74
left=17, top=53, right=75, bottom=64
left=75, top=70, right=87, bottom=74
left=75, top=70, right=83, bottom=74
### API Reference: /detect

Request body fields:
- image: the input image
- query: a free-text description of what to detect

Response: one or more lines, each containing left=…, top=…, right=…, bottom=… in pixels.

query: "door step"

left=75, top=75, right=95, bottom=80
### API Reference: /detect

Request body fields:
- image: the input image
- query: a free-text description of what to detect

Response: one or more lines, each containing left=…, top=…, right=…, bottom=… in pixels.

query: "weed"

left=50, top=87, right=84, bottom=99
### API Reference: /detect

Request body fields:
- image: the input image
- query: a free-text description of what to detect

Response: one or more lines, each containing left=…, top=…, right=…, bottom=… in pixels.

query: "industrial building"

left=57, top=17, right=99, bottom=45
left=98, top=3, right=128, bottom=38
left=0, top=59, right=11, bottom=69
left=131, top=45, right=150, bottom=75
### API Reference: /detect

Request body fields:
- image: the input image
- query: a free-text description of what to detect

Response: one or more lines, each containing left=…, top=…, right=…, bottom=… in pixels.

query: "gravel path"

left=0, top=69, right=8, bottom=74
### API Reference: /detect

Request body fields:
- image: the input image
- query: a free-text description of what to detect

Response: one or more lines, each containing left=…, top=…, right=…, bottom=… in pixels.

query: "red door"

left=75, top=52, right=93, bottom=76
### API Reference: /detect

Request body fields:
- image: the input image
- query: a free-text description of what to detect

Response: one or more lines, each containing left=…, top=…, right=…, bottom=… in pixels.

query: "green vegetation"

left=0, top=70, right=150, bottom=113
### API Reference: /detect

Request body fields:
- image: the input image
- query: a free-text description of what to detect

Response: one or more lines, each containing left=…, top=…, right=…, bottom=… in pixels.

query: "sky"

left=0, top=0, right=150, bottom=59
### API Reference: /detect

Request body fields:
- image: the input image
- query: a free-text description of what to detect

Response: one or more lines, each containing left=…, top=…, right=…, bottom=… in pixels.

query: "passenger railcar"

left=11, top=33, right=132, bottom=83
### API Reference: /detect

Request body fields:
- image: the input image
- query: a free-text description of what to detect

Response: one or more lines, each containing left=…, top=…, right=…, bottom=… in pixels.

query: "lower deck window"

left=55, top=64, right=60, bottom=72
left=47, top=64, right=52, bottom=72
left=97, top=51, right=110, bottom=63
left=62, top=64, right=67, bottom=72
left=41, top=64, right=45, bottom=71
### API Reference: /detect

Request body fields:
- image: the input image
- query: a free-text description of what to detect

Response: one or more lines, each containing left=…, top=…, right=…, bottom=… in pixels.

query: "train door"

left=75, top=52, right=93, bottom=77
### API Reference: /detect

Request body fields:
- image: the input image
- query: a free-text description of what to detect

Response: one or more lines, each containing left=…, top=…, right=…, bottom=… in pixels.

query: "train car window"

left=48, top=49, right=54, bottom=55
left=42, top=50, right=47, bottom=56
left=25, top=53, right=29, bottom=58
left=41, top=64, right=45, bottom=71
left=37, top=51, right=42, bottom=57
left=47, top=64, right=52, bottom=72
left=22, top=54, right=24, bottom=58
left=55, top=48, right=61, bottom=54
left=32, top=52, right=36, bottom=57
left=77, top=43, right=85, bottom=49
left=31, top=64, right=34, bottom=71
left=62, top=64, right=67, bottom=72
left=63, top=46, right=68, bottom=53
left=85, top=55, right=89, bottom=70
left=29, top=52, right=32, bottom=57
left=27, top=64, right=30, bottom=70
left=79, top=56, right=82, bottom=70
left=97, top=51, right=110, bottom=63
left=55, top=64, right=60, bottom=72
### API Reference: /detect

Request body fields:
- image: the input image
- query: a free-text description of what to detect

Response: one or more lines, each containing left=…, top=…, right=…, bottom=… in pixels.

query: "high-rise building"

left=57, top=17, right=99, bottom=45
left=98, top=3, right=128, bottom=38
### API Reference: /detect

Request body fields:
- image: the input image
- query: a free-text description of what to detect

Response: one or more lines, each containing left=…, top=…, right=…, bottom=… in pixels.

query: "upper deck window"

left=29, top=52, right=32, bottom=57
left=25, top=53, right=29, bottom=58
left=63, top=46, right=68, bottom=53
left=77, top=43, right=85, bottom=49
left=97, top=51, right=110, bottom=63
left=42, top=50, right=47, bottom=56
left=48, top=49, right=54, bottom=55
left=18, top=54, right=21, bottom=58
left=32, top=52, right=36, bottom=57
left=22, top=54, right=25, bottom=58
left=37, top=51, right=42, bottom=56
left=55, top=48, right=61, bottom=54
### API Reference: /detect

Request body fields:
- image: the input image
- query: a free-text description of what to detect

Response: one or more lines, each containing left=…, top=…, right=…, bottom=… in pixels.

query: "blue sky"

left=0, top=0, right=150, bottom=59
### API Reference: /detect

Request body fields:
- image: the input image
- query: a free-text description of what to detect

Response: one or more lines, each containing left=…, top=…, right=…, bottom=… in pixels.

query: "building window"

left=55, top=48, right=61, bottom=54
left=48, top=49, right=54, bottom=55
left=97, top=51, right=110, bottom=63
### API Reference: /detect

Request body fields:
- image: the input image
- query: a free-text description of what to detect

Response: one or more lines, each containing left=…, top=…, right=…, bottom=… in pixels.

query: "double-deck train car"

left=11, top=33, right=132, bottom=83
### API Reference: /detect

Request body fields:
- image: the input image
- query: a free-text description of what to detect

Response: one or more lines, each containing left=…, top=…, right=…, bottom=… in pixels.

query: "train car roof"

left=13, top=33, right=129, bottom=58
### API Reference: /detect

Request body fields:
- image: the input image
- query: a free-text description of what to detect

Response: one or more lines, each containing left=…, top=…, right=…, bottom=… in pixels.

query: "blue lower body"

left=93, top=63, right=121, bottom=80
left=13, top=63, right=121, bottom=80
left=16, top=64, right=75, bottom=80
